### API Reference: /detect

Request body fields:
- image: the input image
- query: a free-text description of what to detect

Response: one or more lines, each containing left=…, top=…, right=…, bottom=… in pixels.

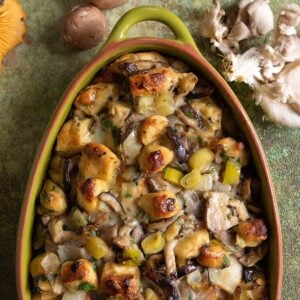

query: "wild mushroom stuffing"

left=30, top=52, right=269, bottom=299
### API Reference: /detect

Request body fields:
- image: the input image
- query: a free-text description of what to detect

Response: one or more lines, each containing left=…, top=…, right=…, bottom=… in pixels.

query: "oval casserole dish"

left=16, top=6, right=282, bottom=300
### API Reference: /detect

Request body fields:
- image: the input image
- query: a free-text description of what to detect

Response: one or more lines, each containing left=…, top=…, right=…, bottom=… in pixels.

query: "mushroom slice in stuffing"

left=138, top=144, right=173, bottom=173
left=56, top=118, right=103, bottom=156
left=74, top=83, right=119, bottom=116
left=140, top=115, right=168, bottom=145
left=164, top=239, right=178, bottom=277
left=139, top=191, right=181, bottom=221
left=100, top=262, right=140, bottom=298
left=76, top=178, right=108, bottom=213
left=48, top=218, right=78, bottom=244
left=79, top=143, right=120, bottom=183
left=204, top=192, right=239, bottom=233
left=99, top=192, right=125, bottom=216
left=61, top=259, right=98, bottom=293
left=38, top=179, right=67, bottom=216
left=119, top=126, right=143, bottom=165
left=239, top=242, right=268, bottom=267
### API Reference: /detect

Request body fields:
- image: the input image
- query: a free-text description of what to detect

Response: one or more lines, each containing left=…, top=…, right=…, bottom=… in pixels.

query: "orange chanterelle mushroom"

left=0, top=0, right=26, bottom=65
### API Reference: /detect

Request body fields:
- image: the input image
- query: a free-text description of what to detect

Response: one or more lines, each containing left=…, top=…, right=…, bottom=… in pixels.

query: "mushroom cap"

left=0, top=0, right=26, bottom=66
left=87, top=0, right=126, bottom=10
left=62, top=5, right=106, bottom=50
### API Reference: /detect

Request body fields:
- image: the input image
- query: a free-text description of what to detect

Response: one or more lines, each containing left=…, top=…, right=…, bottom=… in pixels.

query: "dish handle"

left=103, top=5, right=199, bottom=52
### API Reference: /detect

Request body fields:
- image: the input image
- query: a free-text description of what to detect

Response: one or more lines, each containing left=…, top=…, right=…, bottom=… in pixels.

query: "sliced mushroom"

left=166, top=126, right=189, bottom=163
left=239, top=243, right=268, bottom=267
left=156, top=278, right=179, bottom=300
left=99, top=192, right=126, bottom=217
left=176, top=264, right=198, bottom=279
left=119, top=126, right=143, bottom=165
left=164, top=239, right=178, bottom=278
left=204, top=192, right=239, bottom=233
left=147, top=212, right=183, bottom=232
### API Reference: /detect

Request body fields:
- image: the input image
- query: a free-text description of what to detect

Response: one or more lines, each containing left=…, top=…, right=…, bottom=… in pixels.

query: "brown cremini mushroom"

left=0, top=0, right=26, bottom=66
left=87, top=0, right=126, bottom=10
left=62, top=5, right=106, bottom=50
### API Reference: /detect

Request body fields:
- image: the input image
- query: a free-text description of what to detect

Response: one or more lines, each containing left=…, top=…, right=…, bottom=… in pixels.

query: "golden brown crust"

left=138, top=144, right=173, bottom=173
left=130, top=67, right=179, bottom=97
left=197, top=243, right=227, bottom=268
left=56, top=118, right=94, bottom=156
left=236, top=219, right=267, bottom=247
left=139, top=191, right=181, bottom=221
left=140, top=115, right=168, bottom=145
left=100, top=262, right=140, bottom=298
left=79, top=143, right=121, bottom=183
left=61, top=259, right=98, bottom=292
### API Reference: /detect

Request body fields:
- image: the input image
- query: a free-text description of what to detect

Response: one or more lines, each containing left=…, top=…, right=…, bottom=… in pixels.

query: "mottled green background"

left=0, top=0, right=299, bottom=299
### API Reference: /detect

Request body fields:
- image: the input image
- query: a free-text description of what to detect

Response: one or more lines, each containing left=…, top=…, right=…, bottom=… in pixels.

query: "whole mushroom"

left=62, top=5, right=106, bottom=50
left=87, top=0, right=126, bottom=10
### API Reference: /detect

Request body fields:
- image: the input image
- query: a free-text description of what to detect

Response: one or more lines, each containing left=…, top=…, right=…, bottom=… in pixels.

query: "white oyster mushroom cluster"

left=199, top=0, right=300, bottom=127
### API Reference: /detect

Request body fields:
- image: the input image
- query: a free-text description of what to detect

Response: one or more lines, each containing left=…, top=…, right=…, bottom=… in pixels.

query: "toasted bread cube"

left=215, top=137, right=249, bottom=167
left=108, top=101, right=131, bottom=128
left=61, top=259, right=98, bottom=292
left=74, top=83, right=119, bottom=116
left=140, top=115, right=168, bottom=145
left=138, top=144, right=173, bottom=173
left=79, top=143, right=120, bottom=184
left=130, top=67, right=179, bottom=97
left=77, top=178, right=109, bottom=213
left=100, top=262, right=140, bottom=298
left=56, top=118, right=94, bottom=156
left=39, top=179, right=67, bottom=216
left=174, top=229, right=209, bottom=266
left=139, top=191, right=181, bottom=221
left=190, top=98, right=222, bottom=138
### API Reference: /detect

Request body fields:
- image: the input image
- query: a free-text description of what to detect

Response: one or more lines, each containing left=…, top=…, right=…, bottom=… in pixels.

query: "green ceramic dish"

left=16, top=6, right=282, bottom=299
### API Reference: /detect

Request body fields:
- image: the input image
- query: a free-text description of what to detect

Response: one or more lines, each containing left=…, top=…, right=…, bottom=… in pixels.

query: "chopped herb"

left=79, top=282, right=96, bottom=292
left=62, top=224, right=70, bottom=231
left=123, top=192, right=132, bottom=198
left=130, top=239, right=135, bottom=246
left=88, top=227, right=97, bottom=237
left=226, top=213, right=232, bottom=220
left=102, top=119, right=115, bottom=129
left=222, top=255, right=230, bottom=267
left=186, top=111, right=196, bottom=119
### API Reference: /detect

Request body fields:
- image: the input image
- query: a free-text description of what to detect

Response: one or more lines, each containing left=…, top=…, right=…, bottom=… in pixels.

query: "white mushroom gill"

left=203, top=1, right=300, bottom=127
left=199, top=0, right=274, bottom=54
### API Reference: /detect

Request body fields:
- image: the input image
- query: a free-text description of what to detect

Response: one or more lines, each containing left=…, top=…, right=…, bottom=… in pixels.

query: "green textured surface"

left=0, top=0, right=299, bottom=299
